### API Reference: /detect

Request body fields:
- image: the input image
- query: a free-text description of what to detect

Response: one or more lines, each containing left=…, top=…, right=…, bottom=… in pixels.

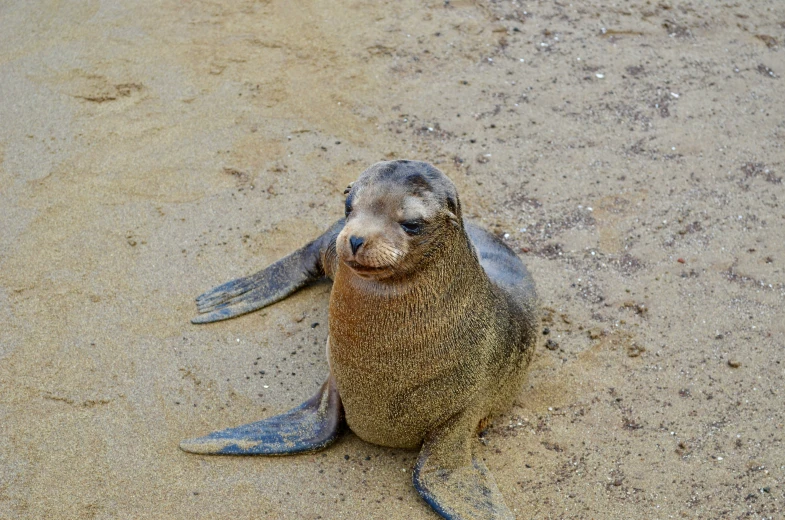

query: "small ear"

left=343, top=182, right=355, bottom=195
left=445, top=194, right=462, bottom=226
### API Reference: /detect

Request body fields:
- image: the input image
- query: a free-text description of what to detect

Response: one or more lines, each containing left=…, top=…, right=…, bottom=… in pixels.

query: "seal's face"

left=337, top=160, right=461, bottom=280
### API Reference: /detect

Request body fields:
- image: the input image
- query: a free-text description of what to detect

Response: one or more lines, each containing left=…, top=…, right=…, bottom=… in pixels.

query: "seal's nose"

left=349, top=236, right=364, bottom=255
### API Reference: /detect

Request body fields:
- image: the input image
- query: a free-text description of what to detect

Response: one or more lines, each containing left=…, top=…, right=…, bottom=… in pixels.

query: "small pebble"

left=542, top=327, right=550, bottom=336
left=727, top=359, right=741, bottom=368
left=545, top=339, right=559, bottom=350
left=627, top=344, right=646, bottom=357
left=588, top=327, right=603, bottom=339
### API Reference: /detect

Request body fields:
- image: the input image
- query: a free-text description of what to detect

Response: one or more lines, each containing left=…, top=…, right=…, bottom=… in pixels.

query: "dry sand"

left=1, top=1, right=784, bottom=518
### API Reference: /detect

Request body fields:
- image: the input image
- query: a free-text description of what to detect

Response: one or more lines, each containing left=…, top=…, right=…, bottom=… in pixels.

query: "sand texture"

left=1, top=1, right=784, bottom=518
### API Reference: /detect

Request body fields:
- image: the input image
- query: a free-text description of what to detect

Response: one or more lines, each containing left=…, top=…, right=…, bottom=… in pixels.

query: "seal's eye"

left=400, top=221, right=424, bottom=235
left=344, top=192, right=354, bottom=217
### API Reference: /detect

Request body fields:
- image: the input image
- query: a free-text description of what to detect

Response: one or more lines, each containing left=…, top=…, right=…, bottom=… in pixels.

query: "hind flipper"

left=413, top=412, right=514, bottom=520
left=192, top=219, right=343, bottom=323
left=179, top=376, right=344, bottom=455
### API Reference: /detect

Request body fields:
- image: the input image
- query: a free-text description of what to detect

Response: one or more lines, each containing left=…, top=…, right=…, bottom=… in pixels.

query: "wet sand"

left=1, top=1, right=783, bottom=518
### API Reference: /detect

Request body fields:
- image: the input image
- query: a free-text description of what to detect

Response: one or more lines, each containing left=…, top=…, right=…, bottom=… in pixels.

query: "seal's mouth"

left=344, top=260, right=390, bottom=277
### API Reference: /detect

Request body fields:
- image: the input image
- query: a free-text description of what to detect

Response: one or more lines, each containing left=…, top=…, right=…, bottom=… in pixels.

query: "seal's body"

left=181, top=161, right=539, bottom=520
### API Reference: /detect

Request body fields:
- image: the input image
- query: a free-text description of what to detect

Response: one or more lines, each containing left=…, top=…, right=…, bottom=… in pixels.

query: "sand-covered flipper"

left=192, top=220, right=343, bottom=323
left=179, top=377, right=344, bottom=455
left=412, top=414, right=514, bottom=520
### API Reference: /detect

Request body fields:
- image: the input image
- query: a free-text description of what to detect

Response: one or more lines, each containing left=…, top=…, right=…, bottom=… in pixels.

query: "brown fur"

left=325, top=161, right=538, bottom=455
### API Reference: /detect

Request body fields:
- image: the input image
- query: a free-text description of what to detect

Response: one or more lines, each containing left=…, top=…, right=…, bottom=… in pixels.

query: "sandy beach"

left=1, top=1, right=783, bottom=518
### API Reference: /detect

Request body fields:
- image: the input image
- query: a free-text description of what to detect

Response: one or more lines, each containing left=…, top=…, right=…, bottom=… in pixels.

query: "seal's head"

left=337, top=160, right=462, bottom=280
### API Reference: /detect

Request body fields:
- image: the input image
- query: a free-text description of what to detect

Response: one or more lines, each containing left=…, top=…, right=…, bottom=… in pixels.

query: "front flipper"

left=180, top=377, right=344, bottom=455
left=413, top=414, right=514, bottom=520
left=192, top=219, right=343, bottom=323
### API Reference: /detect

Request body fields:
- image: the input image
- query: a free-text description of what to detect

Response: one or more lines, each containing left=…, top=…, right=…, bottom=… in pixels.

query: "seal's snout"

left=349, top=236, right=365, bottom=255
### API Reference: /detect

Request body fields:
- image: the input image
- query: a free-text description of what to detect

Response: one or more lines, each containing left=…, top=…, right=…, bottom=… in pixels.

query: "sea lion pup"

left=181, top=160, right=539, bottom=520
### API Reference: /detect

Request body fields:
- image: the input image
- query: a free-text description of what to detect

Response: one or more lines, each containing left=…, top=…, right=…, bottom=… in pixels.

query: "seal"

left=181, top=160, right=539, bottom=520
